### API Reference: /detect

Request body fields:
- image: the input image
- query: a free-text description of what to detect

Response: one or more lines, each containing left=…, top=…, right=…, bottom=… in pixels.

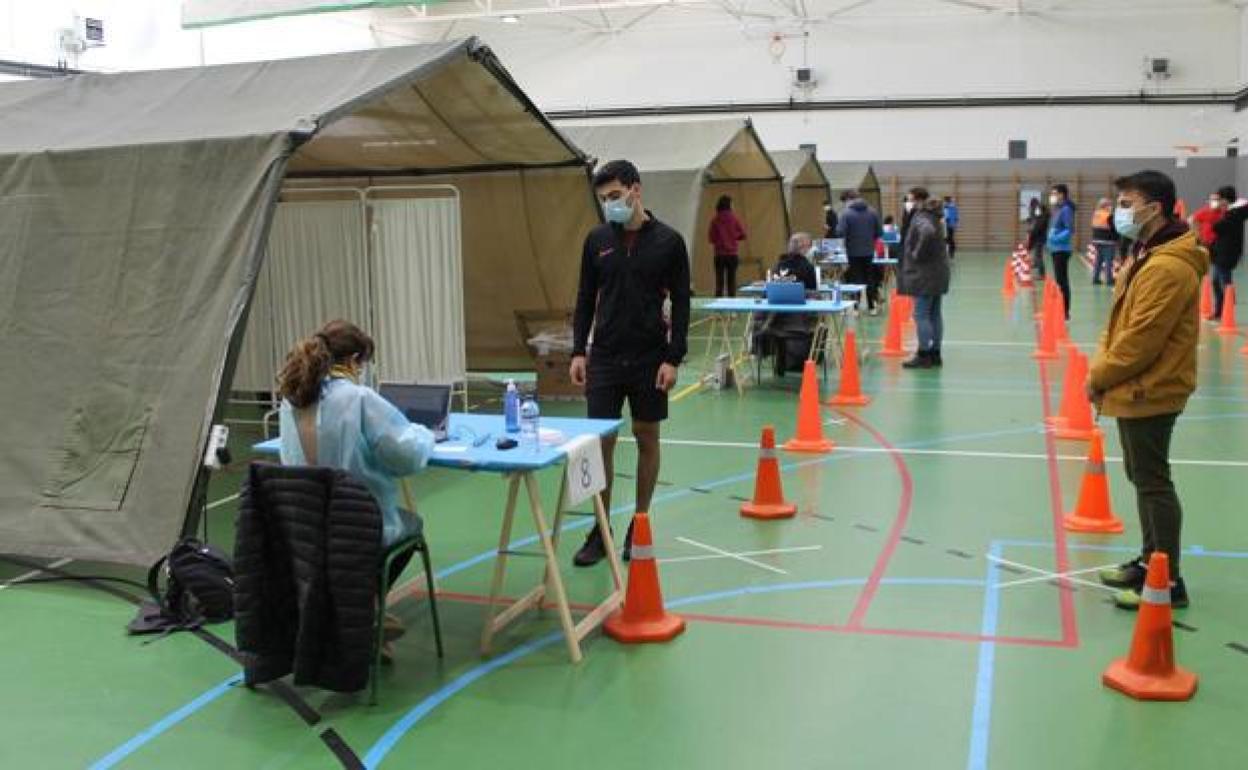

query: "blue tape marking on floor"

left=362, top=631, right=562, bottom=769
left=87, top=674, right=242, bottom=770
left=363, top=576, right=988, bottom=768
left=966, top=541, right=1003, bottom=770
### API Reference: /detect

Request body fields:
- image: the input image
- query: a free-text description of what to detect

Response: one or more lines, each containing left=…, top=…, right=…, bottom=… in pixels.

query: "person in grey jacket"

left=836, top=190, right=884, bottom=314
left=900, top=188, right=951, bottom=369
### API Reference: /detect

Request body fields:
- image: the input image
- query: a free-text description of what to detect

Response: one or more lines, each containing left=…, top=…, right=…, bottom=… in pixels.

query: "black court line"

left=0, top=554, right=358, bottom=767
left=689, top=487, right=712, bottom=494
left=1172, top=620, right=1198, bottom=633
left=729, top=495, right=751, bottom=503
left=853, top=523, right=880, bottom=532
left=900, top=536, right=926, bottom=545
left=812, top=514, right=835, bottom=522
left=321, top=729, right=365, bottom=769
left=1226, top=642, right=1248, bottom=655
left=993, top=564, right=1025, bottom=575
left=946, top=549, right=975, bottom=559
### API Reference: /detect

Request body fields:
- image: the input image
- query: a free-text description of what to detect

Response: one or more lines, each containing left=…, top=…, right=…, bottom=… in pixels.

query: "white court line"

left=985, top=554, right=1117, bottom=593
left=660, top=544, right=823, bottom=565
left=675, top=536, right=790, bottom=575
left=0, top=557, right=73, bottom=590
left=206, top=493, right=240, bottom=511
left=995, top=562, right=1121, bottom=589
left=625, top=437, right=1248, bottom=468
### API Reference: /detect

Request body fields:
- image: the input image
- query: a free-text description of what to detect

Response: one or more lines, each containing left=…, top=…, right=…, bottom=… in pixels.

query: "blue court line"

left=362, top=576, right=985, bottom=769
left=88, top=674, right=242, bottom=770
left=87, top=422, right=1039, bottom=766
left=966, top=541, right=1003, bottom=770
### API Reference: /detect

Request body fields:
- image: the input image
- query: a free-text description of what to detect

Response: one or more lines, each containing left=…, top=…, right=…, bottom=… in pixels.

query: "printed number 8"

left=580, top=457, right=592, bottom=488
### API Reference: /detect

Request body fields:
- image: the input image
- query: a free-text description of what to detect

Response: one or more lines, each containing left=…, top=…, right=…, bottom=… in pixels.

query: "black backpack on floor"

left=128, top=538, right=235, bottom=635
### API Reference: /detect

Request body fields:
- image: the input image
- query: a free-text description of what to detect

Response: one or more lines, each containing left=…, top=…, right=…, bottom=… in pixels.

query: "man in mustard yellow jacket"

left=1087, top=170, right=1208, bottom=610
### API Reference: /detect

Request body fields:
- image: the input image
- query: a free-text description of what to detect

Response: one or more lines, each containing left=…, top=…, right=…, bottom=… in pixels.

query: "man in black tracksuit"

left=570, top=160, right=691, bottom=566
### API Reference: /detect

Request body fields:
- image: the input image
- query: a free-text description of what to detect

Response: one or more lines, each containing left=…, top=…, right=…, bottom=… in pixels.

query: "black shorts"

left=586, top=355, right=668, bottom=423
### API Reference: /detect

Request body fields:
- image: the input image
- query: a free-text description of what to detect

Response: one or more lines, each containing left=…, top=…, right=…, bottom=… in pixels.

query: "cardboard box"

left=516, top=309, right=584, bottom=401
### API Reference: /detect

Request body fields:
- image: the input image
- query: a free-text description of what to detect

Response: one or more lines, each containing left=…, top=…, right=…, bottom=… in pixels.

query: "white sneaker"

left=868, top=307, right=880, bottom=317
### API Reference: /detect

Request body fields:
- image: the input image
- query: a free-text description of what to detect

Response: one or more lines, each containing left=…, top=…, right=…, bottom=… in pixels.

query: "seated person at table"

left=277, top=319, right=434, bottom=549
left=883, top=215, right=901, bottom=260
left=773, top=232, right=818, bottom=289
left=755, top=233, right=818, bottom=377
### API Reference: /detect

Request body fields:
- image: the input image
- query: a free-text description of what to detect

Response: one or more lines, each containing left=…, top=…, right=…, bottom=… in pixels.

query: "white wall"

left=0, top=0, right=198, bottom=70
left=415, top=6, right=1243, bottom=110
left=0, top=1, right=380, bottom=71
left=559, top=104, right=1239, bottom=162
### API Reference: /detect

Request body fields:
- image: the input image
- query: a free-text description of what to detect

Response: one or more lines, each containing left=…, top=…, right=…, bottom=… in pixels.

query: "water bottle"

left=519, top=396, right=540, bottom=452
left=504, top=379, right=520, bottom=433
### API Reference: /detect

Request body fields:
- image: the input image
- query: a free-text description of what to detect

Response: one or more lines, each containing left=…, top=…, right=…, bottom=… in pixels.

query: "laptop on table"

left=377, top=383, right=451, bottom=442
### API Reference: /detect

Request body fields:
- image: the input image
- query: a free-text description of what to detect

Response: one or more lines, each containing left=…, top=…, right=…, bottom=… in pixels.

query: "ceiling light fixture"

left=501, top=14, right=520, bottom=23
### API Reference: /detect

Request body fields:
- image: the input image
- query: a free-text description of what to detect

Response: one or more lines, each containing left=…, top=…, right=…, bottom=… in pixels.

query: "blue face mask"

left=603, top=194, right=634, bottom=225
left=1114, top=203, right=1154, bottom=240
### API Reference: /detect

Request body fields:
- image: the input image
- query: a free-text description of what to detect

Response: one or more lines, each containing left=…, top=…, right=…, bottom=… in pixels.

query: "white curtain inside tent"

left=231, top=191, right=466, bottom=399
left=369, top=191, right=465, bottom=386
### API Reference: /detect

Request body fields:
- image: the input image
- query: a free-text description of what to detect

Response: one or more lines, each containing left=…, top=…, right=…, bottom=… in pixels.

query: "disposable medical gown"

left=279, top=378, right=434, bottom=545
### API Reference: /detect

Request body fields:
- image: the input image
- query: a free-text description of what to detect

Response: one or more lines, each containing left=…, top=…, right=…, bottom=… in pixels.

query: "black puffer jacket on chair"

left=235, top=462, right=382, bottom=693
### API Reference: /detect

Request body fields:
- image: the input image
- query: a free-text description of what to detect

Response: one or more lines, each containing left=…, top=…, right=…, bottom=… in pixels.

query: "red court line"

left=421, top=591, right=1071, bottom=648
left=1036, top=357, right=1080, bottom=647
left=837, top=409, right=915, bottom=630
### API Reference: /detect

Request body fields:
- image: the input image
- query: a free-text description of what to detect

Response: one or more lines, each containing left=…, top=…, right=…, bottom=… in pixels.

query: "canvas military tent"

left=773, top=149, right=833, bottom=239
left=0, top=38, right=596, bottom=565
left=560, top=119, right=790, bottom=295
left=823, top=162, right=883, bottom=213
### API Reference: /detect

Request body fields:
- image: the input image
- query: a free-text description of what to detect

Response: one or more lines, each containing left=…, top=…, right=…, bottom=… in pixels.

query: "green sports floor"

left=3, top=254, right=1247, bottom=770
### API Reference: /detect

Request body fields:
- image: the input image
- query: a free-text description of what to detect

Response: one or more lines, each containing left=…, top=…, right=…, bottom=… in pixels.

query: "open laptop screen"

left=377, top=383, right=451, bottom=438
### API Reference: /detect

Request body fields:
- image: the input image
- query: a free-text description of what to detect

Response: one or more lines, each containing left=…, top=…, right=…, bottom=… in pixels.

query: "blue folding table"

left=699, top=297, right=854, bottom=394
left=253, top=412, right=624, bottom=663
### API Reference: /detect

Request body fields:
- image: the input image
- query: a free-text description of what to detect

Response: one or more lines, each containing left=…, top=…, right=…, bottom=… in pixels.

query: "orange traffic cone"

left=1046, top=345, right=1080, bottom=429
left=1002, top=260, right=1016, bottom=296
left=1199, top=275, right=1213, bottom=320
left=1103, top=552, right=1198, bottom=701
left=1032, top=302, right=1059, bottom=360
left=603, top=512, right=685, bottom=643
left=879, top=299, right=906, bottom=358
left=1217, top=285, right=1239, bottom=335
left=829, top=328, right=871, bottom=406
left=783, top=360, right=835, bottom=453
left=1062, top=430, right=1124, bottom=533
left=1034, top=279, right=1051, bottom=319
left=741, top=426, right=797, bottom=520
left=1054, top=352, right=1096, bottom=441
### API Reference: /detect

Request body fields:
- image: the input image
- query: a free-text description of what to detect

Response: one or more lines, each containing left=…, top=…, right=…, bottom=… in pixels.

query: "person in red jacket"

left=1190, top=190, right=1225, bottom=249
left=708, top=195, right=747, bottom=296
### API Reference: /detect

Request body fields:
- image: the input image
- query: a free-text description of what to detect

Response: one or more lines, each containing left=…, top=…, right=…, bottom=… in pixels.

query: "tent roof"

left=0, top=39, right=585, bottom=175
left=559, top=119, right=780, bottom=181
left=822, top=162, right=879, bottom=192
left=772, top=150, right=831, bottom=190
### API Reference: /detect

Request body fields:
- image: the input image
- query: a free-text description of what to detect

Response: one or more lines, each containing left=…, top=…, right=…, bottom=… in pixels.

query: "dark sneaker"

left=621, top=518, right=635, bottom=562
left=573, top=527, right=608, bottom=567
left=1099, top=558, right=1146, bottom=589
left=902, top=352, right=932, bottom=369
left=930, top=350, right=943, bottom=368
left=1113, top=578, right=1189, bottom=610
